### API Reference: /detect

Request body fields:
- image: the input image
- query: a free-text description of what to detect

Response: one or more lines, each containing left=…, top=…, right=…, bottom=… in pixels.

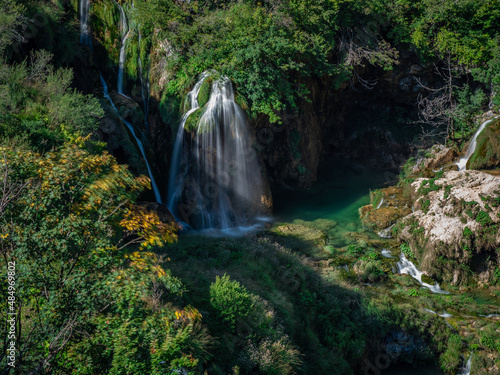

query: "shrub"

left=210, top=274, right=254, bottom=329
left=476, top=210, right=492, bottom=226
left=400, top=243, right=415, bottom=259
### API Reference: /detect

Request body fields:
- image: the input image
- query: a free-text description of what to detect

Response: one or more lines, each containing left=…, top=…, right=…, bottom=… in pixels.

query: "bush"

left=400, top=243, right=415, bottom=259
left=210, top=274, right=254, bottom=329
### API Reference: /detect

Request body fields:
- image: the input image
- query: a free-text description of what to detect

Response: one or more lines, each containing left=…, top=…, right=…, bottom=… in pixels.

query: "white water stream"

left=80, top=0, right=91, bottom=45
left=458, top=354, right=472, bottom=375
left=101, top=76, right=161, bottom=203
left=113, top=1, right=130, bottom=95
left=456, top=115, right=500, bottom=171
left=167, top=72, right=266, bottom=229
left=397, top=253, right=450, bottom=294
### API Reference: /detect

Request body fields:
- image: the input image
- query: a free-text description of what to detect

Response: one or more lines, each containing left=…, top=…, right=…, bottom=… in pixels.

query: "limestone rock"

left=398, top=170, right=500, bottom=285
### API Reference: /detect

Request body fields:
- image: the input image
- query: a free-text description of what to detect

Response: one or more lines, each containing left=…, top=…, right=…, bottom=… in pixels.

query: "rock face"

left=398, top=170, right=500, bottom=285
left=411, top=144, right=457, bottom=175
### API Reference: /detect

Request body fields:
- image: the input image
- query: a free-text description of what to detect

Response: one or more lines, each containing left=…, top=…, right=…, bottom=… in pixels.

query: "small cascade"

left=100, top=75, right=162, bottom=203
left=167, top=72, right=266, bottom=230
left=396, top=253, right=449, bottom=294
left=114, top=1, right=129, bottom=94
left=456, top=115, right=499, bottom=171
left=458, top=354, right=472, bottom=375
left=378, top=224, right=394, bottom=239
left=79, top=0, right=91, bottom=46
left=167, top=72, right=209, bottom=211
left=381, top=249, right=395, bottom=258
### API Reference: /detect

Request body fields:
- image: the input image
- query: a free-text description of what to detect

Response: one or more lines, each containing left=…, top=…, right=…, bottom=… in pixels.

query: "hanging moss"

left=467, top=118, right=500, bottom=170
left=197, top=76, right=214, bottom=108
left=159, top=91, right=182, bottom=134
left=184, top=107, right=204, bottom=133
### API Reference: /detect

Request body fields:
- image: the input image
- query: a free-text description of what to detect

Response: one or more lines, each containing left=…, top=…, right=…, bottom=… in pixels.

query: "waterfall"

left=100, top=75, right=162, bottom=203
left=396, top=253, right=449, bottom=294
left=167, top=72, right=266, bottom=230
left=458, top=354, right=472, bottom=375
left=80, top=0, right=91, bottom=46
left=114, top=1, right=129, bottom=94
left=167, top=72, right=209, bottom=212
left=456, top=115, right=499, bottom=171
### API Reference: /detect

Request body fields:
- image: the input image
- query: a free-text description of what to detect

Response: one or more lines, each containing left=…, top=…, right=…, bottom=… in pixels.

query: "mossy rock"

left=184, top=107, right=204, bottom=133
left=467, top=118, right=500, bottom=170
left=361, top=206, right=409, bottom=231
left=197, top=76, right=214, bottom=108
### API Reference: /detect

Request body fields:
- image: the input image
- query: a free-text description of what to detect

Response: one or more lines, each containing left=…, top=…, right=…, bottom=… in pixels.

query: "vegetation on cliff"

left=1, top=0, right=500, bottom=374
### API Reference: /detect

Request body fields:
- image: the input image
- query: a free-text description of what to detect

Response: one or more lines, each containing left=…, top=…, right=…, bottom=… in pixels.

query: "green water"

left=272, top=159, right=395, bottom=247
left=272, top=159, right=445, bottom=375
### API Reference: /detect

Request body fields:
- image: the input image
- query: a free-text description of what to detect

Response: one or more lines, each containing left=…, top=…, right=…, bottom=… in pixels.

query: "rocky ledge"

left=398, top=170, right=500, bottom=285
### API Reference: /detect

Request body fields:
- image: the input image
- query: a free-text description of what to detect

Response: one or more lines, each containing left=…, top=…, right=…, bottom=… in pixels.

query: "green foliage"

left=408, top=288, right=419, bottom=297
left=440, top=334, right=463, bottom=372
left=0, top=50, right=104, bottom=152
left=210, top=274, right=254, bottom=329
left=400, top=243, right=415, bottom=259
left=0, top=144, right=178, bottom=372
left=453, top=85, right=488, bottom=138
left=418, top=178, right=442, bottom=196
left=0, top=0, right=26, bottom=53
left=476, top=210, right=492, bottom=226
left=346, top=244, right=365, bottom=255
left=463, top=226, right=473, bottom=239
left=371, top=189, right=384, bottom=208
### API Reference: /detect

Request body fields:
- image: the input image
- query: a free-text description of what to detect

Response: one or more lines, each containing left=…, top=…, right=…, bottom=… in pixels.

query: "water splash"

left=456, top=115, right=499, bottom=171
left=381, top=248, right=395, bottom=258
left=100, top=75, right=162, bottom=203
left=396, top=253, right=449, bottom=294
left=378, top=224, right=394, bottom=239
left=80, top=0, right=91, bottom=46
left=167, top=72, right=266, bottom=230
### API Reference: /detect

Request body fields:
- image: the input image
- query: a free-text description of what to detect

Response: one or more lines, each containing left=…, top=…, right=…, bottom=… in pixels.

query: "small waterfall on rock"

left=79, top=0, right=91, bottom=45
left=167, top=73, right=266, bottom=231
left=100, top=76, right=162, bottom=203
left=114, top=1, right=129, bottom=94
left=458, top=354, right=472, bottom=375
left=396, top=253, right=449, bottom=294
left=456, top=115, right=499, bottom=171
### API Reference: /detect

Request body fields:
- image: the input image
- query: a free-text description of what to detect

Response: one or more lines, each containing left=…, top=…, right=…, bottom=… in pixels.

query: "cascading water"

left=167, top=72, right=209, bottom=212
left=167, top=73, right=267, bottom=230
left=396, top=253, right=449, bottom=294
left=456, top=115, right=500, bottom=171
left=458, top=354, right=472, bottom=375
left=100, top=76, right=162, bottom=203
left=114, top=0, right=129, bottom=94
left=80, top=0, right=91, bottom=46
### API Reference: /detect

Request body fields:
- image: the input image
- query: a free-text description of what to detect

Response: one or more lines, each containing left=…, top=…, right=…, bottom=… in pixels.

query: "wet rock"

left=412, top=144, right=457, bottom=175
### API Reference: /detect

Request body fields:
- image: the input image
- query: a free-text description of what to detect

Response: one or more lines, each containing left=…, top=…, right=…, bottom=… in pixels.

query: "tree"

left=0, top=143, right=176, bottom=373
